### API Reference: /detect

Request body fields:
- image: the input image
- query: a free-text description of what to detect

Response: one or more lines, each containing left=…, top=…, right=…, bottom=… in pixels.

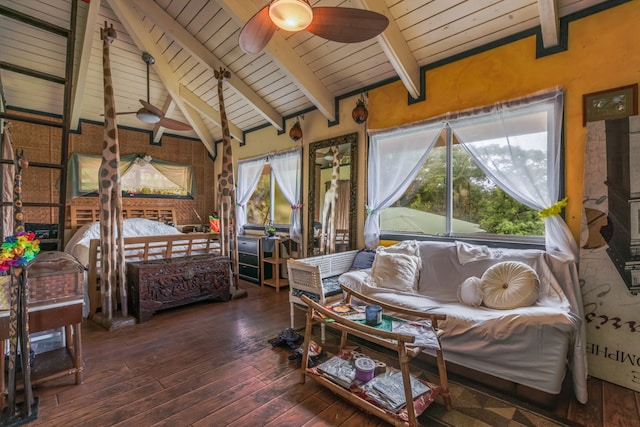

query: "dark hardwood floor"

left=14, top=281, right=640, bottom=426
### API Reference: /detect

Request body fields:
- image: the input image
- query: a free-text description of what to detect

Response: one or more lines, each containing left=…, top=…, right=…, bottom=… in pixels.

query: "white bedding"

left=64, top=218, right=183, bottom=267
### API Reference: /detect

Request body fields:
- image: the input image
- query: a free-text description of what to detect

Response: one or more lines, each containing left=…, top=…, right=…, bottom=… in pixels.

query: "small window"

left=69, top=153, right=195, bottom=199
left=246, top=163, right=291, bottom=225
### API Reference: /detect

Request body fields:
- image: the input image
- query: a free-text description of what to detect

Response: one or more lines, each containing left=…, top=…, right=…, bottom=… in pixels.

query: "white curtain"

left=449, top=88, right=577, bottom=260
left=270, top=148, right=302, bottom=244
left=235, top=156, right=267, bottom=235
left=364, top=121, right=445, bottom=248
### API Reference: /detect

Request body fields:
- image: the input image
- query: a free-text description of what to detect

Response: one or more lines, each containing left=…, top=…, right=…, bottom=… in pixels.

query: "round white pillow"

left=480, top=261, right=539, bottom=310
left=457, top=276, right=483, bottom=307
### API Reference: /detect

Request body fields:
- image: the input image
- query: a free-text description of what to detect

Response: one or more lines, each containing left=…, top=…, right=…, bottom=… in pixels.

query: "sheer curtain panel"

left=448, top=88, right=577, bottom=260
left=270, top=149, right=302, bottom=244
left=236, top=156, right=267, bottom=235
left=364, top=121, right=444, bottom=248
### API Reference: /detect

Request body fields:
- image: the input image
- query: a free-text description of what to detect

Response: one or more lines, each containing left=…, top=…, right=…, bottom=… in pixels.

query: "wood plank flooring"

left=14, top=281, right=640, bottom=426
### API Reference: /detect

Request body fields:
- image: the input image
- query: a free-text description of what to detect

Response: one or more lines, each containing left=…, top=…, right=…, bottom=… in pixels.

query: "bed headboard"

left=69, top=205, right=177, bottom=233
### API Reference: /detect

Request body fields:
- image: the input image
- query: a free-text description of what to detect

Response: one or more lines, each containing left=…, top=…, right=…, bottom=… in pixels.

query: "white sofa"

left=288, top=240, right=587, bottom=406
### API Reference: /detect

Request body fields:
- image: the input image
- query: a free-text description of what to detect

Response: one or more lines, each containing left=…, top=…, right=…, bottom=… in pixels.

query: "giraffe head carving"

left=14, top=149, right=28, bottom=170
left=214, top=67, right=231, bottom=81
left=101, top=21, right=117, bottom=44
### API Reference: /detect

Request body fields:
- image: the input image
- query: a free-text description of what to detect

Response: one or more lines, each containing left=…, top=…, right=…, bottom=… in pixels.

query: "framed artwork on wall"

left=583, top=84, right=638, bottom=126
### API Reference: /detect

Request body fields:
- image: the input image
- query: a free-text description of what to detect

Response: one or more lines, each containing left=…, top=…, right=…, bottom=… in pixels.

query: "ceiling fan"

left=114, top=52, right=192, bottom=131
left=239, top=0, right=389, bottom=54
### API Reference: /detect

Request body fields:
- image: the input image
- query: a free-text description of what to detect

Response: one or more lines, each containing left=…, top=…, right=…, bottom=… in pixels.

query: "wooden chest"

left=126, top=254, right=231, bottom=323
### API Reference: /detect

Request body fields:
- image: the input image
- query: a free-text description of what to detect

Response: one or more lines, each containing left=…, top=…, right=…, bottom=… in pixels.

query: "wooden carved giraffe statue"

left=5, top=150, right=35, bottom=418
left=214, top=67, right=241, bottom=295
left=99, top=22, right=126, bottom=320
left=320, top=145, right=340, bottom=254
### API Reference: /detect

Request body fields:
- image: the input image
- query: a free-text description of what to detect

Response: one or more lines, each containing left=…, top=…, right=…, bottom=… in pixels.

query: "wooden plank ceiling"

left=0, top=0, right=612, bottom=154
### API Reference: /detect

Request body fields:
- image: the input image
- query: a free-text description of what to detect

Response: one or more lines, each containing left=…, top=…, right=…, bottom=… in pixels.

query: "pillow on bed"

left=369, top=251, right=420, bottom=293
left=457, top=276, right=483, bottom=307
left=480, top=261, right=539, bottom=309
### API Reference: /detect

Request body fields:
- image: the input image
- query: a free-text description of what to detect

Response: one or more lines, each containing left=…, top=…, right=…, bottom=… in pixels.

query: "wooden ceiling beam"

left=353, top=0, right=421, bottom=100
left=131, top=0, right=283, bottom=131
left=107, top=0, right=215, bottom=155
left=218, top=0, right=336, bottom=122
left=70, top=0, right=101, bottom=130
left=537, top=0, right=560, bottom=48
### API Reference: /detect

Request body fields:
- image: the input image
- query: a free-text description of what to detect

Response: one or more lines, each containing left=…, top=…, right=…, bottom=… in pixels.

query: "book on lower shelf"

left=363, top=371, right=431, bottom=413
left=315, top=356, right=356, bottom=388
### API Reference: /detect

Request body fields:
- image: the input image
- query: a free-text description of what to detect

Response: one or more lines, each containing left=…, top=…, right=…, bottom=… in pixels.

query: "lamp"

left=289, top=118, right=303, bottom=141
left=352, top=93, right=369, bottom=124
left=269, top=0, right=314, bottom=31
left=136, top=108, right=161, bottom=124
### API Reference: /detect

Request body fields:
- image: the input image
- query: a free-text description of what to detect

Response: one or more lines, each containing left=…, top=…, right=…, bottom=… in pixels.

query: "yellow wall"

left=367, top=1, right=640, bottom=243
left=227, top=1, right=639, bottom=248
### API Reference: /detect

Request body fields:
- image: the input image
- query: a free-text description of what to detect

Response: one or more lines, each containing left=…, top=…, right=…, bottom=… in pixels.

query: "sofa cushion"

left=369, top=251, right=420, bottom=293
left=350, top=249, right=376, bottom=270
left=457, top=276, right=483, bottom=307
left=480, top=261, right=539, bottom=309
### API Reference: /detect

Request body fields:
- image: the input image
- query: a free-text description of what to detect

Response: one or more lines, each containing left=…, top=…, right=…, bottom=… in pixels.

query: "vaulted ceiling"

left=0, top=0, right=616, bottom=155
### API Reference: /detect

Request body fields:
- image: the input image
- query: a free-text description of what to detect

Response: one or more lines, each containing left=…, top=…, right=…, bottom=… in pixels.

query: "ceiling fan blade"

left=239, top=5, right=277, bottom=54
left=158, top=117, right=193, bottom=131
left=101, top=111, right=138, bottom=116
left=139, top=99, right=164, bottom=118
left=306, top=8, right=389, bottom=43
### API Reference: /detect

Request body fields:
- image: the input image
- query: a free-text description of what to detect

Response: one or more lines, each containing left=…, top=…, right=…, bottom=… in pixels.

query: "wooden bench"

left=126, top=254, right=231, bottom=323
left=86, top=232, right=221, bottom=317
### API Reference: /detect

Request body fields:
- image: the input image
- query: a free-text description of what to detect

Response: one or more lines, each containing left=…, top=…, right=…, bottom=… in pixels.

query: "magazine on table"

left=391, top=320, right=441, bottom=350
left=363, top=371, right=431, bottom=413
left=322, top=303, right=366, bottom=321
left=315, top=356, right=356, bottom=388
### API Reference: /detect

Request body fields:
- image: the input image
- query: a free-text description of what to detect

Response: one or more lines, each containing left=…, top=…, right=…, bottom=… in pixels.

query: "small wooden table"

left=0, top=298, right=84, bottom=400
left=259, top=237, right=292, bottom=292
left=300, top=286, right=451, bottom=427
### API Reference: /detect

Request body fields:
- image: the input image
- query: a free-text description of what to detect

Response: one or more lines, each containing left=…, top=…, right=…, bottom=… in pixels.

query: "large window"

left=383, top=130, right=544, bottom=238
left=367, top=89, right=576, bottom=258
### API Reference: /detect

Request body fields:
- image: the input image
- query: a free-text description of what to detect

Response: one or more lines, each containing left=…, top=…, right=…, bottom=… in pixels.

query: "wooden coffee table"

left=299, top=286, right=451, bottom=427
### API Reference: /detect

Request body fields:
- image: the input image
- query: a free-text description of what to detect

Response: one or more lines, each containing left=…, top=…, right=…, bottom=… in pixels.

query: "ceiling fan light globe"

left=136, top=108, right=161, bottom=124
left=269, top=0, right=313, bottom=31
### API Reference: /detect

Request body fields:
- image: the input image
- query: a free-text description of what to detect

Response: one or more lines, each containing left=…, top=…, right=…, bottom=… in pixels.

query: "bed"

left=65, top=205, right=222, bottom=317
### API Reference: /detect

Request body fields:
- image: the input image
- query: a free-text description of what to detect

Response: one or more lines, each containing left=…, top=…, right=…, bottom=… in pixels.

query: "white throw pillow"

left=379, top=240, right=422, bottom=271
left=457, top=276, right=483, bottom=307
left=369, top=251, right=420, bottom=293
left=480, top=261, right=539, bottom=310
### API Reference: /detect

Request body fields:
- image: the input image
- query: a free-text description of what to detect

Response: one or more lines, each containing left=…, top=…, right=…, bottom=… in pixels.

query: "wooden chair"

left=334, top=229, right=349, bottom=252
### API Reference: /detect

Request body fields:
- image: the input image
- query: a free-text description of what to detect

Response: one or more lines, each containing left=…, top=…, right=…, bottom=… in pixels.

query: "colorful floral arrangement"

left=0, top=231, right=40, bottom=274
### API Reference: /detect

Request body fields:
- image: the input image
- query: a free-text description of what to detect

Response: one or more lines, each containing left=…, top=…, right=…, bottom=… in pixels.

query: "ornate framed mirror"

left=307, top=132, right=358, bottom=256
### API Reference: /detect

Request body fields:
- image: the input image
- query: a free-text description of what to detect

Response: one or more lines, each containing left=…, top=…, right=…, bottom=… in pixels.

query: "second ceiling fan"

left=116, top=52, right=192, bottom=131
left=239, top=0, right=389, bottom=54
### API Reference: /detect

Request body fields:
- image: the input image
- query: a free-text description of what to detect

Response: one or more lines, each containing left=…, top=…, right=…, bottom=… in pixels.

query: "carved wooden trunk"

left=126, top=254, right=231, bottom=323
